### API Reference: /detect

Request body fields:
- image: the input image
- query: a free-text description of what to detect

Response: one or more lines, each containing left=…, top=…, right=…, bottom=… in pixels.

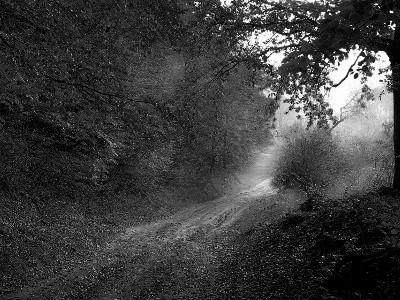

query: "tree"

left=0, top=0, right=273, bottom=210
left=225, top=0, right=400, bottom=189
left=0, top=0, right=190, bottom=208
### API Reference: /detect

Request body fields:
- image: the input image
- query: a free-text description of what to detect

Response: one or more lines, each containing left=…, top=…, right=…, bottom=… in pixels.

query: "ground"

left=3, top=145, right=400, bottom=299
left=219, top=192, right=400, bottom=300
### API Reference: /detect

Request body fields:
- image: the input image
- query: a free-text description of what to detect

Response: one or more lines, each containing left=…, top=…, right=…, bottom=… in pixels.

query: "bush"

left=331, top=133, right=393, bottom=196
left=272, top=119, right=394, bottom=199
left=272, top=124, right=348, bottom=196
left=328, top=93, right=394, bottom=195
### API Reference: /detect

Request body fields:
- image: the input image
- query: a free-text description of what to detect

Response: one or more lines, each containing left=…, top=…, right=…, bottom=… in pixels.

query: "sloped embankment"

left=218, top=192, right=400, bottom=299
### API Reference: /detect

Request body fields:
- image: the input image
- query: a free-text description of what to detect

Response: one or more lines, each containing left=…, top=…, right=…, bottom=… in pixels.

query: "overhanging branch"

left=332, top=51, right=362, bottom=88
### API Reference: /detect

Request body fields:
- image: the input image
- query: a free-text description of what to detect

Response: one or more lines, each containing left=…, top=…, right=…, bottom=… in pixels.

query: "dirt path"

left=107, top=144, right=287, bottom=247
left=7, top=144, right=302, bottom=300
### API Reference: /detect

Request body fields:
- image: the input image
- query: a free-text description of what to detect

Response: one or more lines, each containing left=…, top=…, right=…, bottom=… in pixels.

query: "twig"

left=332, top=51, right=363, bottom=88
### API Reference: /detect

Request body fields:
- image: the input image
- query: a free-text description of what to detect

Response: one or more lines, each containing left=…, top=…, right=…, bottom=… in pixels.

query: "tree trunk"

left=389, top=25, right=400, bottom=190
left=393, top=66, right=400, bottom=190
left=393, top=79, right=400, bottom=190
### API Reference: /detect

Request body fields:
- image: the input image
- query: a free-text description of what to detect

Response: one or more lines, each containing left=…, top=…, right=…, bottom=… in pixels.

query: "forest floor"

left=4, top=145, right=400, bottom=299
left=4, top=145, right=301, bottom=299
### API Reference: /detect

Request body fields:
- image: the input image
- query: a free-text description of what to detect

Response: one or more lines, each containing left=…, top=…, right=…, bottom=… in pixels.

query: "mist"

left=272, top=87, right=394, bottom=200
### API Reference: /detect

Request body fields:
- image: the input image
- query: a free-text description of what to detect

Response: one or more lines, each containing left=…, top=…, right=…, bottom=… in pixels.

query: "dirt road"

left=8, top=144, right=302, bottom=300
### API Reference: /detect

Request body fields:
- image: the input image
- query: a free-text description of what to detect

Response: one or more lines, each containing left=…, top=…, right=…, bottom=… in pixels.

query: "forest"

left=1, top=0, right=400, bottom=299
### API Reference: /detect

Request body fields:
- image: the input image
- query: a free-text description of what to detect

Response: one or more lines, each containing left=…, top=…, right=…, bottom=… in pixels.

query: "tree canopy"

left=224, top=0, right=400, bottom=188
left=0, top=0, right=273, bottom=214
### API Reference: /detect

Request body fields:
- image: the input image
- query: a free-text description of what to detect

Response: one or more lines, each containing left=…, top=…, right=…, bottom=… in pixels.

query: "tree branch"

left=328, top=116, right=346, bottom=133
left=45, top=75, right=157, bottom=106
left=332, top=51, right=362, bottom=88
left=219, top=18, right=317, bottom=30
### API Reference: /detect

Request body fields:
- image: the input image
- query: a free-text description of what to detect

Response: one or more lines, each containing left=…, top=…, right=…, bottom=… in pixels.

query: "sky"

left=271, top=50, right=392, bottom=131
left=265, top=46, right=392, bottom=115
left=259, top=39, right=392, bottom=118
left=220, top=0, right=393, bottom=116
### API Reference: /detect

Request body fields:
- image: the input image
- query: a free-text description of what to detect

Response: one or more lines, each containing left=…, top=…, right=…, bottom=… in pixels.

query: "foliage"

left=0, top=1, right=276, bottom=295
left=0, top=0, right=187, bottom=207
left=329, top=95, right=394, bottom=196
left=0, top=0, right=273, bottom=211
left=272, top=125, right=348, bottom=195
left=228, top=0, right=398, bottom=123
left=224, top=0, right=400, bottom=187
left=273, top=100, right=394, bottom=198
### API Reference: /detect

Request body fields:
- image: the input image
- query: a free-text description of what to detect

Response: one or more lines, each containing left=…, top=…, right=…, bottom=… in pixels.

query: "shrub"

left=331, top=133, right=394, bottom=196
left=272, top=119, right=394, bottom=200
left=272, top=124, right=348, bottom=196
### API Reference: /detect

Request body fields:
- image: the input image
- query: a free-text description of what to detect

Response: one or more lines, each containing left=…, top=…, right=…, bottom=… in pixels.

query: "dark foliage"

left=0, top=1, right=274, bottom=295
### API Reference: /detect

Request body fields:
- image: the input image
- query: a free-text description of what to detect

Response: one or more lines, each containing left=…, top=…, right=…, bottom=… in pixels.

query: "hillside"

left=219, top=192, right=400, bottom=300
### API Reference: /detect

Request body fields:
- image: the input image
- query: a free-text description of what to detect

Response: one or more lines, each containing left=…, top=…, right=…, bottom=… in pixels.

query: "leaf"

left=362, top=65, right=370, bottom=73
left=354, top=73, right=359, bottom=79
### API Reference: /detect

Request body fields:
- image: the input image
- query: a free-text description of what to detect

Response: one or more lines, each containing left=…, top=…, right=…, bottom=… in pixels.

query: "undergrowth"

left=218, top=192, right=400, bottom=299
left=272, top=123, right=393, bottom=199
